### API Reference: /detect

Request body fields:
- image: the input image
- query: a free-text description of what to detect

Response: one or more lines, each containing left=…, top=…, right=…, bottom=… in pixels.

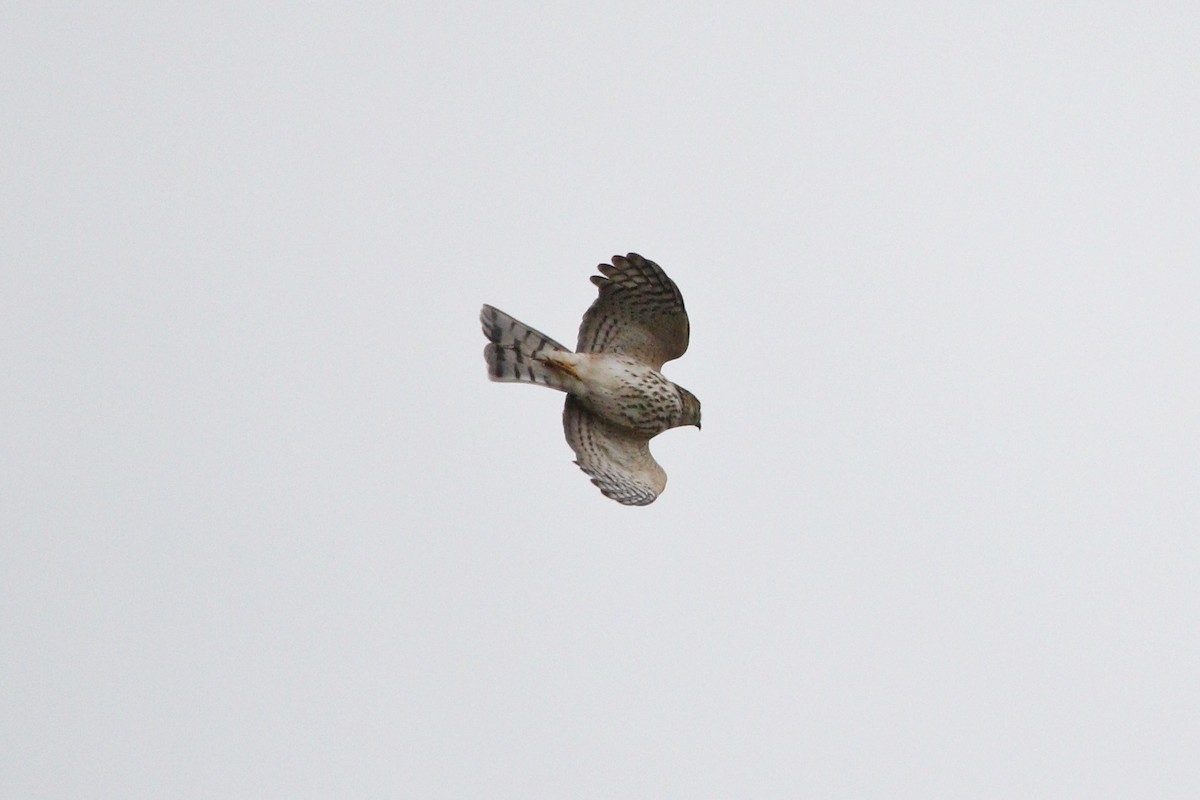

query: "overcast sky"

left=3, top=3, right=1198, bottom=797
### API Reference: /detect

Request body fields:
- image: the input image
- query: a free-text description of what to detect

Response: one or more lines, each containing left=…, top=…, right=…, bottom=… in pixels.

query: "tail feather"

left=480, top=305, right=568, bottom=354
left=480, top=305, right=577, bottom=390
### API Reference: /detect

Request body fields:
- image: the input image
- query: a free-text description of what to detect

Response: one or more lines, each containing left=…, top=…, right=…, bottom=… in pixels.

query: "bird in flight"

left=481, top=253, right=700, bottom=505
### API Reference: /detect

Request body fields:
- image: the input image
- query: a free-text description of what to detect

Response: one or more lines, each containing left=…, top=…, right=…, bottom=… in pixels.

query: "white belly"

left=574, top=354, right=682, bottom=436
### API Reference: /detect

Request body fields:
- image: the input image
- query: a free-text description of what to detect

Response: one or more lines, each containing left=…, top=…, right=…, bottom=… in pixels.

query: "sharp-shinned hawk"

left=481, top=253, right=701, bottom=505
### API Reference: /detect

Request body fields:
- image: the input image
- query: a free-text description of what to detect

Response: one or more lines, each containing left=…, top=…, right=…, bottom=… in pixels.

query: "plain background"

left=3, top=3, right=1198, bottom=797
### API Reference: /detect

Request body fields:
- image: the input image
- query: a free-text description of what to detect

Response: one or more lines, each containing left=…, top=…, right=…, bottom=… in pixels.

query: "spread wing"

left=563, top=396, right=666, bottom=505
left=575, top=253, right=689, bottom=370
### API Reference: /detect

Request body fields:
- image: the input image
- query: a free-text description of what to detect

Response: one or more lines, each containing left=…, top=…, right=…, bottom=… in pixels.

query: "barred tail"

left=480, top=305, right=579, bottom=390
left=480, top=305, right=567, bottom=354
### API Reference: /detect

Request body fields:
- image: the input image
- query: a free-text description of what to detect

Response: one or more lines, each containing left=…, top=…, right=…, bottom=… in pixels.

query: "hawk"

left=481, top=253, right=701, bottom=505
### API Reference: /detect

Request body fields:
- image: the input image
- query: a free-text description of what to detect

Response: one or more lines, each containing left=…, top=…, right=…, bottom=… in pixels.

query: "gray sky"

left=3, top=3, right=1198, bottom=797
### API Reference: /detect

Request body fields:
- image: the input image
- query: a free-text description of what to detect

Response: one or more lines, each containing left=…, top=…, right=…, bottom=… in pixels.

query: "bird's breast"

left=575, top=355, right=681, bottom=436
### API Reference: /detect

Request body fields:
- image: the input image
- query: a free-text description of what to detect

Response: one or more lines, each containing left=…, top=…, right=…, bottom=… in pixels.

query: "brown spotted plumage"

left=481, top=253, right=700, bottom=505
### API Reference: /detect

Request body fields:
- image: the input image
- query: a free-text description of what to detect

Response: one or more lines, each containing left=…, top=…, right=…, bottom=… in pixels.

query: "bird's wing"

left=563, top=396, right=665, bottom=505
left=575, top=253, right=689, bottom=370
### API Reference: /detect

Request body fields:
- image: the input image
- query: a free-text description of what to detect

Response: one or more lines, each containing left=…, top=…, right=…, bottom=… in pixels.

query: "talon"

left=542, top=353, right=581, bottom=380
